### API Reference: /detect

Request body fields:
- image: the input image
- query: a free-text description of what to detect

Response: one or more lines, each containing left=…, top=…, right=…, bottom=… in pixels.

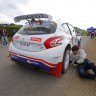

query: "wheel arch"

left=61, top=43, right=71, bottom=58
left=65, top=44, right=71, bottom=51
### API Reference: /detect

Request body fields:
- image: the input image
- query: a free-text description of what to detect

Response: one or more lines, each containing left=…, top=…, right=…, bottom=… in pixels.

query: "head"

left=72, top=45, right=79, bottom=55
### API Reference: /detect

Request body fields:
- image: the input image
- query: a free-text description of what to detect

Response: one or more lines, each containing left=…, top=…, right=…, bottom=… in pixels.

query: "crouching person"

left=70, top=45, right=96, bottom=80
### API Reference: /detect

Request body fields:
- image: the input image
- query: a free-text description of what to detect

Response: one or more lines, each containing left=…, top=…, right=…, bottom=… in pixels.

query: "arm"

left=70, top=53, right=74, bottom=62
left=70, top=53, right=76, bottom=65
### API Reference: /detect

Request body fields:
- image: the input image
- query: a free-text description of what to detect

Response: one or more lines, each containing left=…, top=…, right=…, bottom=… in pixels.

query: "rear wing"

left=14, top=13, right=52, bottom=23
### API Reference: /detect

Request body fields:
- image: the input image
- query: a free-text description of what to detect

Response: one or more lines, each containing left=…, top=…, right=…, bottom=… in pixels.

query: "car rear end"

left=9, top=20, right=65, bottom=71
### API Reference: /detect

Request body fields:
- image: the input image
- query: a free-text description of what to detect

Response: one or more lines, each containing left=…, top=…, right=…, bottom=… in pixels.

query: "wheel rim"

left=64, top=52, right=70, bottom=70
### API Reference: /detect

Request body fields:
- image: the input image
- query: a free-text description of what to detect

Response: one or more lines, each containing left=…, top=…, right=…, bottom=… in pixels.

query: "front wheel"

left=62, top=49, right=70, bottom=73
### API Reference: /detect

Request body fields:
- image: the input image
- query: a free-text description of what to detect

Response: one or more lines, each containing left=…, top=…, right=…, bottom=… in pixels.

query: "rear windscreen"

left=18, top=21, right=57, bottom=35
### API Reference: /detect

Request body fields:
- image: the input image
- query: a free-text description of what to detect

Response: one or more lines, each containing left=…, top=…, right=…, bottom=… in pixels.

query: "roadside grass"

left=82, top=32, right=88, bottom=36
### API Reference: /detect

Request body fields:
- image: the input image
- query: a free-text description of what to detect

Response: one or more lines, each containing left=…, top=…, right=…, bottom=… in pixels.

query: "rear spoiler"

left=14, top=13, right=52, bottom=23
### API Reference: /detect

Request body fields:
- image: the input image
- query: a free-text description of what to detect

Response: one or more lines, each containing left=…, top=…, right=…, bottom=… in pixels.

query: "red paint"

left=13, top=36, right=19, bottom=40
left=44, top=36, right=64, bottom=49
left=9, top=51, right=17, bottom=55
left=48, top=62, right=62, bottom=77
left=30, top=37, right=42, bottom=42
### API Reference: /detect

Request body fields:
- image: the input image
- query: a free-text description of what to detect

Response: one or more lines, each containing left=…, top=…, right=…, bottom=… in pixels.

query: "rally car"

left=9, top=13, right=77, bottom=76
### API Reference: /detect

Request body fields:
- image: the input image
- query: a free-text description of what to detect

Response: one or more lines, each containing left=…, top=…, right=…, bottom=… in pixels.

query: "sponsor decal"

left=30, top=37, right=42, bottom=42
left=13, top=36, right=19, bottom=40
left=27, top=60, right=39, bottom=65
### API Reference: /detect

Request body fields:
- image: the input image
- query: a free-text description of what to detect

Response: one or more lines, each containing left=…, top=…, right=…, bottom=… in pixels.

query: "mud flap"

left=48, top=62, right=62, bottom=77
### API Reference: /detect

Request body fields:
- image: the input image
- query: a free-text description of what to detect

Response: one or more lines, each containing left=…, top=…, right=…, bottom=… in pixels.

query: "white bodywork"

left=9, top=14, right=76, bottom=70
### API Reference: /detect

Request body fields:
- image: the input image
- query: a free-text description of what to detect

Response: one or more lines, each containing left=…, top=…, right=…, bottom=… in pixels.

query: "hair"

left=72, top=45, right=79, bottom=51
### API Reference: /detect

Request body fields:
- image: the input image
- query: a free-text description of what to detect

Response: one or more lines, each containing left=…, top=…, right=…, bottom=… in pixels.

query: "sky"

left=0, top=0, right=96, bottom=30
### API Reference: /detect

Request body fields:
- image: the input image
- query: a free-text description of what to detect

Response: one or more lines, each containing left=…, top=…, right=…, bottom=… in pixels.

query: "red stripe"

left=9, top=51, right=58, bottom=67
left=9, top=51, right=17, bottom=55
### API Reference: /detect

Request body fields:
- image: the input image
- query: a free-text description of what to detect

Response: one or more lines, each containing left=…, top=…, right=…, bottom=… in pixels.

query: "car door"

left=67, top=23, right=76, bottom=45
left=61, top=23, right=73, bottom=46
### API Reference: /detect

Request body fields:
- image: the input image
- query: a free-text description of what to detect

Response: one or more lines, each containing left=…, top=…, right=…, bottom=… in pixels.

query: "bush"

left=0, top=24, right=22, bottom=37
left=82, top=31, right=88, bottom=36
left=74, top=27, right=88, bottom=36
left=4, top=25, right=22, bottom=37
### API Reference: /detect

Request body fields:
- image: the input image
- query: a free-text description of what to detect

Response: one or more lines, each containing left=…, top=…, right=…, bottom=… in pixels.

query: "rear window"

left=18, top=21, right=57, bottom=35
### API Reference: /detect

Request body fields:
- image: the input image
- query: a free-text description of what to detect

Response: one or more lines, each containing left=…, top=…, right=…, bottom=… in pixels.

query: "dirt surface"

left=63, top=36, right=96, bottom=96
left=0, top=36, right=96, bottom=96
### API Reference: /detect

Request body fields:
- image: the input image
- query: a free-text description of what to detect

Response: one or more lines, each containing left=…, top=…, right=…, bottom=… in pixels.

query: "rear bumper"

left=9, top=42, right=63, bottom=71
left=10, top=52, right=57, bottom=70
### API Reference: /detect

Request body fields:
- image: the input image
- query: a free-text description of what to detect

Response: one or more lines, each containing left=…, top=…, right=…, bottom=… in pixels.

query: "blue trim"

left=11, top=54, right=54, bottom=70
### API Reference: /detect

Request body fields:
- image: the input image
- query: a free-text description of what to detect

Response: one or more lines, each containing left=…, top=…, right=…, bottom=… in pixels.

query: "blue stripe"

left=11, top=54, right=54, bottom=70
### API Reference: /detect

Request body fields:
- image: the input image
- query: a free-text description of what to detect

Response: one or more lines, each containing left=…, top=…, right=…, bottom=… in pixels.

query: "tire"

left=62, top=49, right=70, bottom=73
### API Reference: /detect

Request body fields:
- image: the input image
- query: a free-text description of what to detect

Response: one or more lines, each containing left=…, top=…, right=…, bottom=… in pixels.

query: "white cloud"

left=0, top=0, right=96, bottom=29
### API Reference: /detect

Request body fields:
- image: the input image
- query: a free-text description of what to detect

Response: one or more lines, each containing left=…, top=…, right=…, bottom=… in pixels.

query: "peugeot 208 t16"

left=9, top=14, right=76, bottom=76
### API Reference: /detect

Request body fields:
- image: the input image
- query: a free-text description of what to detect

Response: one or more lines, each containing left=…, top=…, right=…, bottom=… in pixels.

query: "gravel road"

left=0, top=36, right=96, bottom=96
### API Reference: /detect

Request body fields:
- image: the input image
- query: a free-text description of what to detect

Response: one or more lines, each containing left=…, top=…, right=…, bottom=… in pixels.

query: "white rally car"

left=9, top=13, right=76, bottom=76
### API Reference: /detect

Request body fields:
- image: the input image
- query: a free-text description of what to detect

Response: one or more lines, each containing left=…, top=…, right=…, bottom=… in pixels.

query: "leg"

left=78, top=40, right=80, bottom=47
left=92, top=34, right=94, bottom=39
left=77, top=64, right=96, bottom=79
left=85, top=59, right=96, bottom=74
left=5, top=36, right=8, bottom=45
left=90, top=34, right=91, bottom=38
left=3, top=36, right=7, bottom=46
left=91, top=34, right=93, bottom=38
left=2, top=36, right=5, bottom=46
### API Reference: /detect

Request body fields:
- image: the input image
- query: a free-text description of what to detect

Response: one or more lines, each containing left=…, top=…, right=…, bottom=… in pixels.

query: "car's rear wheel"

left=62, top=49, right=70, bottom=73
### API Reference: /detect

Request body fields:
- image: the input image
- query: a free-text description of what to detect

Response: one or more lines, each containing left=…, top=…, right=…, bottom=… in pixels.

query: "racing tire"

left=62, top=49, right=70, bottom=73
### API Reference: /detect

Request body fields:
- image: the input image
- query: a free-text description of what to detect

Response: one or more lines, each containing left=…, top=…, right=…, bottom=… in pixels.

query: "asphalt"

left=0, top=36, right=96, bottom=96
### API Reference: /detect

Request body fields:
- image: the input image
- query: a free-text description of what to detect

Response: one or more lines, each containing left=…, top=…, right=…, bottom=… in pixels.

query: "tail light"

left=12, top=36, right=19, bottom=41
left=12, top=36, right=19, bottom=43
left=13, top=36, right=19, bottom=40
left=44, top=36, right=64, bottom=49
